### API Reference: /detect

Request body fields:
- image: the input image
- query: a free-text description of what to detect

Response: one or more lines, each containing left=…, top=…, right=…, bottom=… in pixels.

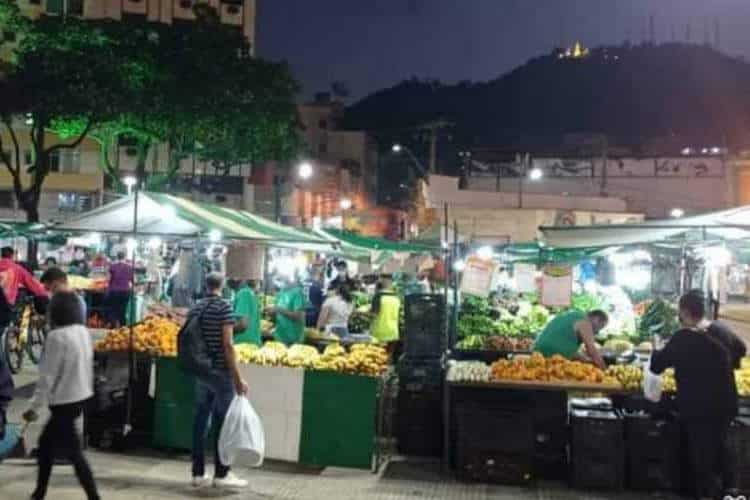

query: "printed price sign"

left=540, top=265, right=572, bottom=307
left=514, top=263, right=537, bottom=293
left=460, top=256, right=496, bottom=298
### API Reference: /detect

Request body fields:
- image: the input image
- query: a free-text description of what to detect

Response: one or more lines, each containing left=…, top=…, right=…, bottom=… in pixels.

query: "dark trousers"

left=192, top=373, right=234, bottom=479
left=32, top=401, right=99, bottom=500
left=106, top=290, right=130, bottom=327
left=683, top=417, right=734, bottom=499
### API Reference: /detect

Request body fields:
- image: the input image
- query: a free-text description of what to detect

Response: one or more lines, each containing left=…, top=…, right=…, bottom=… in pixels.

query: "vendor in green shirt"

left=267, top=275, right=305, bottom=346
left=232, top=279, right=261, bottom=345
left=533, top=309, right=608, bottom=369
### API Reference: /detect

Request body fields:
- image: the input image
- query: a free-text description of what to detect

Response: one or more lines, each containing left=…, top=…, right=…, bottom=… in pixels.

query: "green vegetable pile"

left=637, top=298, right=678, bottom=342
left=456, top=296, right=551, bottom=350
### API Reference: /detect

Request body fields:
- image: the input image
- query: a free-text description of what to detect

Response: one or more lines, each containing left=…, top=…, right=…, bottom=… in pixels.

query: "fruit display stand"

left=236, top=364, right=378, bottom=468
left=151, top=360, right=379, bottom=469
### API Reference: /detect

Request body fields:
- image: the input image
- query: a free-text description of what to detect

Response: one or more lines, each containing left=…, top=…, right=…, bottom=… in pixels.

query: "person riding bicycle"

left=0, top=247, right=48, bottom=329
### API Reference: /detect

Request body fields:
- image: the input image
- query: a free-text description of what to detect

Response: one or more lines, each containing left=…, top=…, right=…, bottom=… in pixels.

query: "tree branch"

left=0, top=116, right=20, bottom=177
left=46, top=119, right=94, bottom=155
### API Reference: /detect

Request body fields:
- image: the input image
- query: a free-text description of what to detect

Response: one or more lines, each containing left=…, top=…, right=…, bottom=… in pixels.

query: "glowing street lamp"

left=298, top=161, right=313, bottom=180
left=122, top=175, right=137, bottom=195
left=670, top=208, right=685, bottom=218
left=392, top=144, right=403, bottom=153
left=528, top=167, right=544, bottom=181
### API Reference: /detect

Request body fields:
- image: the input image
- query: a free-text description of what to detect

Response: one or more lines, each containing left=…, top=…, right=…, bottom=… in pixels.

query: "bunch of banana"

left=286, top=344, right=320, bottom=368
left=606, top=364, right=643, bottom=391
left=234, top=344, right=259, bottom=364
left=662, top=368, right=677, bottom=393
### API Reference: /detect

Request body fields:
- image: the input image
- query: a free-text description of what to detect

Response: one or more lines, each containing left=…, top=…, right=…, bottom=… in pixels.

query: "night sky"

left=257, top=0, right=750, bottom=101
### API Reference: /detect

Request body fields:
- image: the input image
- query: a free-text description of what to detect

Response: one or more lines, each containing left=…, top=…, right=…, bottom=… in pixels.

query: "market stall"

left=430, top=208, right=750, bottom=493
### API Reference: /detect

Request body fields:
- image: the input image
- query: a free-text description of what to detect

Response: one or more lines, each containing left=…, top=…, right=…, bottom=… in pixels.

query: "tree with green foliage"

left=0, top=4, right=139, bottom=222
left=91, top=8, right=301, bottom=191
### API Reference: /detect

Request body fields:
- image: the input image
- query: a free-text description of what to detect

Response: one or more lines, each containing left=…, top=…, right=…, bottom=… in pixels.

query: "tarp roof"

left=322, top=228, right=437, bottom=254
left=55, top=193, right=330, bottom=246
left=540, top=205, right=750, bottom=249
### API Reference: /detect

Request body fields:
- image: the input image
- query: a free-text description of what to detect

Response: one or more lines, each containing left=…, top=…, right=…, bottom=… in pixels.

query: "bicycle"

left=2, top=295, right=47, bottom=374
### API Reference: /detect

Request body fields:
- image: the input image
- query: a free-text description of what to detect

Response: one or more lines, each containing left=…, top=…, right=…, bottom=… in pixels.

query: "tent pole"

left=443, top=203, right=449, bottom=350
left=125, top=187, right=139, bottom=437
left=450, top=220, right=459, bottom=349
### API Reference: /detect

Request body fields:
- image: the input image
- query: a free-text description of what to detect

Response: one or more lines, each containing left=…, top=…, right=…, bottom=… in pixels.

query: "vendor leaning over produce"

left=650, top=290, right=745, bottom=500
left=533, top=309, right=608, bottom=369
left=267, top=274, right=305, bottom=346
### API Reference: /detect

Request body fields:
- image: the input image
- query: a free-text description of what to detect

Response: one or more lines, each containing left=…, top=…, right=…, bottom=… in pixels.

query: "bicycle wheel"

left=25, top=321, right=45, bottom=365
left=3, top=324, right=24, bottom=374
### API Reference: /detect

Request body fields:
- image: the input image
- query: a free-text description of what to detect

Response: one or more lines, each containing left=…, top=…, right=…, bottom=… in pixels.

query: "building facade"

left=18, top=0, right=256, bottom=51
left=464, top=148, right=746, bottom=219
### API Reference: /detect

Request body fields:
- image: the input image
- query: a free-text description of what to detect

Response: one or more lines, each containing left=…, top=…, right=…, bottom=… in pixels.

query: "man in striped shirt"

left=191, top=273, right=249, bottom=490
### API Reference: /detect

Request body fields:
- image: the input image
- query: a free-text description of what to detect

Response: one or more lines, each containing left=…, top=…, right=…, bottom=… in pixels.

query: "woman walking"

left=23, top=291, right=100, bottom=500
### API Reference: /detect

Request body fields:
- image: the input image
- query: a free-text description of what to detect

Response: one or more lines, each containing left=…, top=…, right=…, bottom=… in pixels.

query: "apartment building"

left=18, top=0, right=256, bottom=51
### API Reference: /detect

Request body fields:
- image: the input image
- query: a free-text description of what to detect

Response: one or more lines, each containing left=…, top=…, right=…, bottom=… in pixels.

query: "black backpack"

left=177, top=298, right=218, bottom=378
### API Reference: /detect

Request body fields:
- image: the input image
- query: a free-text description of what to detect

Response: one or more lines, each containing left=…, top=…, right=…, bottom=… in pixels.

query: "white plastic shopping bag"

left=642, top=357, right=663, bottom=403
left=218, top=395, right=265, bottom=467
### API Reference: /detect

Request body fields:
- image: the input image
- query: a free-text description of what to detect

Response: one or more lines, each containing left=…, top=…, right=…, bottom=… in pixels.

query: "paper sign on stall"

left=540, top=265, right=572, bottom=307
left=460, top=256, right=496, bottom=298
left=514, top=263, right=537, bottom=293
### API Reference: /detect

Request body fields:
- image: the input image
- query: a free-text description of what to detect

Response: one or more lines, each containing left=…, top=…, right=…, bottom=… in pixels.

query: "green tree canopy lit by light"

left=0, top=1, right=301, bottom=227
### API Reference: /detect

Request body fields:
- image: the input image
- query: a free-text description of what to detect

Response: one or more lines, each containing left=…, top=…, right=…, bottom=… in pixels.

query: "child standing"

left=23, top=291, right=100, bottom=500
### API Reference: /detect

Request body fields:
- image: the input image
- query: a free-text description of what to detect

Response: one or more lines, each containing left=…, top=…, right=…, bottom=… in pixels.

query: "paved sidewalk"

left=1, top=365, right=677, bottom=500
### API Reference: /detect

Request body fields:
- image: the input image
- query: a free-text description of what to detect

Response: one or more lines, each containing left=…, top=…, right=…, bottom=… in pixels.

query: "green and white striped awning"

left=55, top=193, right=331, bottom=246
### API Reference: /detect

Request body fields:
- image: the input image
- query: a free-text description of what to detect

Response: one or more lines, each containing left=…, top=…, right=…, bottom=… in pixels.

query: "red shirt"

left=0, top=258, right=48, bottom=305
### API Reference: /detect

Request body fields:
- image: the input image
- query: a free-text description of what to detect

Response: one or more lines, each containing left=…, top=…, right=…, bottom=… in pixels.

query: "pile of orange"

left=490, top=353, right=616, bottom=385
left=95, top=316, right=180, bottom=357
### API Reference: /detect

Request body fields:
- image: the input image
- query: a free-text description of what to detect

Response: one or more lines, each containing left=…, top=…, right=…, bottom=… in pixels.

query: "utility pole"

left=599, top=135, right=609, bottom=195
left=416, top=120, right=453, bottom=174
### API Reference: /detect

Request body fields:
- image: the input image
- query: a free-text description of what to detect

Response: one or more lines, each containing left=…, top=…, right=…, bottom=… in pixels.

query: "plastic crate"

left=534, top=451, right=568, bottom=481
left=571, top=409, right=624, bottom=457
left=456, top=406, right=533, bottom=454
left=571, top=455, right=625, bottom=490
left=397, top=358, right=444, bottom=392
left=403, top=294, right=446, bottom=359
left=456, top=448, right=534, bottom=485
left=396, top=387, right=443, bottom=457
left=627, top=455, right=679, bottom=491
left=625, top=413, right=680, bottom=460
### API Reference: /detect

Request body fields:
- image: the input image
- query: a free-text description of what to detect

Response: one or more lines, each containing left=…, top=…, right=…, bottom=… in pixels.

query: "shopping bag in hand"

left=219, top=395, right=265, bottom=467
left=642, top=357, right=663, bottom=403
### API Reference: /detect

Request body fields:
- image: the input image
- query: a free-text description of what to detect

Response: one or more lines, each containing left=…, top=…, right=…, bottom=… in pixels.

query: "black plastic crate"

left=456, top=448, right=534, bottom=485
left=456, top=406, right=533, bottom=454
left=571, top=409, right=624, bottom=457
left=396, top=387, right=443, bottom=457
left=534, top=451, right=568, bottom=481
left=627, top=455, right=679, bottom=491
left=535, top=422, right=569, bottom=456
left=571, top=455, right=625, bottom=490
left=397, top=358, right=444, bottom=392
left=403, top=294, right=446, bottom=359
left=625, top=413, right=680, bottom=461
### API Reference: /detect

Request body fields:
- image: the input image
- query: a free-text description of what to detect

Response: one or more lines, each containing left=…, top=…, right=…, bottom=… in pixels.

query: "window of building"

left=0, top=191, right=13, bottom=209
left=49, top=150, right=81, bottom=174
left=3, top=31, right=16, bottom=42
left=68, top=0, right=83, bottom=15
left=58, top=193, right=91, bottom=213
left=46, top=0, right=63, bottom=15
left=29, top=0, right=41, bottom=4
left=318, top=119, right=328, bottom=130
left=318, top=142, right=328, bottom=155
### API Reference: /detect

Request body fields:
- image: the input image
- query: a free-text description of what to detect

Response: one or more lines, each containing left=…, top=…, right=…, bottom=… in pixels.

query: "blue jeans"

left=191, top=373, right=234, bottom=479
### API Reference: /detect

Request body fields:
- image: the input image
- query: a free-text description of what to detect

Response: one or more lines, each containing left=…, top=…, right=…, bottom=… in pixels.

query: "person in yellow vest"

left=371, top=274, right=401, bottom=351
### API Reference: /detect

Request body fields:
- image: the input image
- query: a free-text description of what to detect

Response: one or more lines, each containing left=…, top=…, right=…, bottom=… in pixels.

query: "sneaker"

left=213, top=472, right=248, bottom=489
left=191, top=475, right=211, bottom=488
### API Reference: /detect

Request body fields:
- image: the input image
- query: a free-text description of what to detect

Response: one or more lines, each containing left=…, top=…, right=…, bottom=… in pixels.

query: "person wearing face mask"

left=650, top=290, right=745, bottom=500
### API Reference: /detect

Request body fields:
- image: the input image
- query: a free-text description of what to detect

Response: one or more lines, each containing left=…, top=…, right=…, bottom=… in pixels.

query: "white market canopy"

left=540, top=205, right=750, bottom=249
left=55, top=192, right=332, bottom=246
